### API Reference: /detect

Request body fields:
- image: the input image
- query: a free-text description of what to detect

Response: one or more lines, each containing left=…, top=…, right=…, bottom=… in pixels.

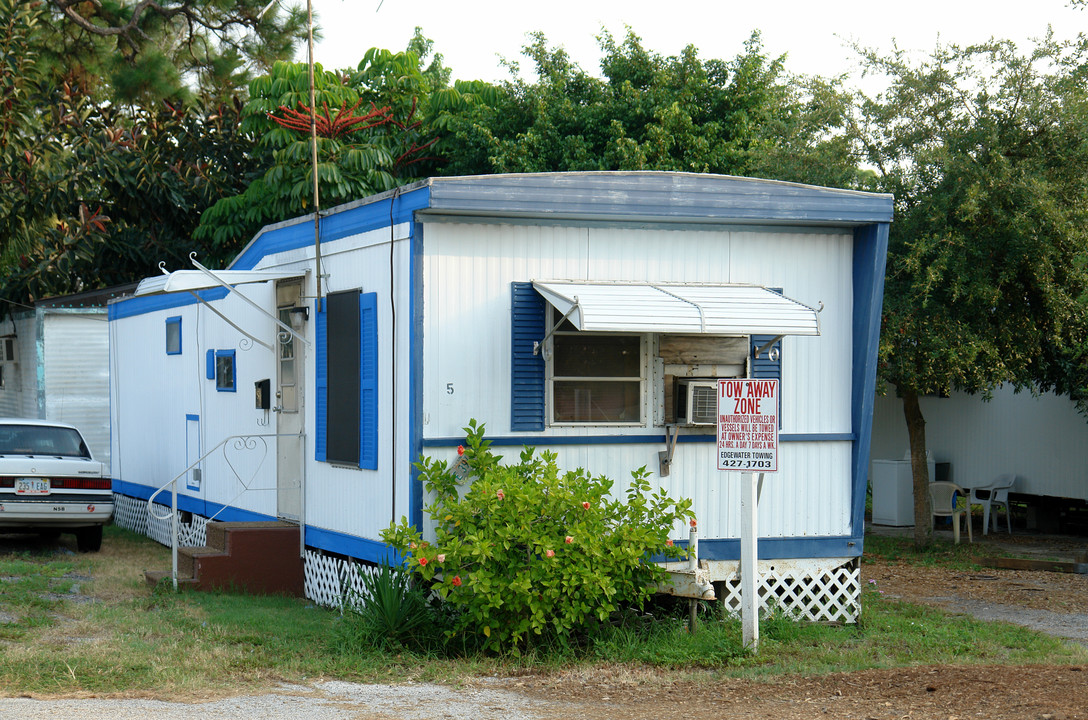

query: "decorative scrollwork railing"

left=147, top=432, right=305, bottom=590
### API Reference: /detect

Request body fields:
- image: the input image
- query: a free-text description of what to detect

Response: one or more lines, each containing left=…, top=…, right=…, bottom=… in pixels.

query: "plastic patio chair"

left=929, top=481, right=973, bottom=544
left=968, top=474, right=1017, bottom=536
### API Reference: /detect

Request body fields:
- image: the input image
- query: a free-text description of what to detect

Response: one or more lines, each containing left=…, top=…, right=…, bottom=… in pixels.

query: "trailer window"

left=165, top=316, right=182, bottom=355
left=548, top=310, right=644, bottom=425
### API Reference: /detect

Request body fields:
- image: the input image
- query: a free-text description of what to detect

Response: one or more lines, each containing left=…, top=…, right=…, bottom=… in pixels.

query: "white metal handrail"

left=147, top=432, right=306, bottom=590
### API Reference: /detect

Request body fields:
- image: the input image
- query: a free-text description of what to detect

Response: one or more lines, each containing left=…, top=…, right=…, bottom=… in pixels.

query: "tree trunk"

left=902, top=390, right=933, bottom=548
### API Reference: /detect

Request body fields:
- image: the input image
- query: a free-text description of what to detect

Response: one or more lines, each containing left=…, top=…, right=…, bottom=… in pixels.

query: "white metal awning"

left=531, top=281, right=821, bottom=336
left=133, top=255, right=309, bottom=351
left=135, top=269, right=302, bottom=296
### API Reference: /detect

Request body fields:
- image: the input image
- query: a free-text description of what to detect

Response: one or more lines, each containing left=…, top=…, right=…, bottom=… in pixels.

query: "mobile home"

left=109, top=172, right=891, bottom=620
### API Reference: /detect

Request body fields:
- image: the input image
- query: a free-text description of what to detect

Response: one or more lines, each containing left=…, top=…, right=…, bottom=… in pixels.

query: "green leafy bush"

left=383, top=421, right=694, bottom=653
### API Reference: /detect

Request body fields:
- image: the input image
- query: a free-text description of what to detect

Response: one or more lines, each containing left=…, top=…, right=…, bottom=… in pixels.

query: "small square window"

left=165, top=316, right=182, bottom=355
left=215, top=349, right=236, bottom=392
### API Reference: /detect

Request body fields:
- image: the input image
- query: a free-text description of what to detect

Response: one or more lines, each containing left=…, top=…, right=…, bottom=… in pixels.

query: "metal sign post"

left=718, top=378, right=779, bottom=652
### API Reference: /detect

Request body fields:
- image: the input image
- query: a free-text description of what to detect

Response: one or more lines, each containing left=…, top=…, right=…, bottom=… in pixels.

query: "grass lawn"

left=0, top=525, right=1084, bottom=698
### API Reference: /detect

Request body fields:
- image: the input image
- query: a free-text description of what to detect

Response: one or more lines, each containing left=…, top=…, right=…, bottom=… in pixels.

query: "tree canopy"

left=40, top=0, right=308, bottom=105
left=436, top=29, right=862, bottom=188
left=854, top=34, right=1088, bottom=544
left=0, top=0, right=304, bottom=308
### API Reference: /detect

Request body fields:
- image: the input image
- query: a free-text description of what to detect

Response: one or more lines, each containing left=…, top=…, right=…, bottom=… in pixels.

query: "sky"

left=304, top=0, right=1086, bottom=86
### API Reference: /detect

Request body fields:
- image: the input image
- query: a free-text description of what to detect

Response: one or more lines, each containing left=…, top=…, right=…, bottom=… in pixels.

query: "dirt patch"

left=863, top=531, right=1088, bottom=643
left=507, top=531, right=1088, bottom=720
left=507, top=664, right=1088, bottom=720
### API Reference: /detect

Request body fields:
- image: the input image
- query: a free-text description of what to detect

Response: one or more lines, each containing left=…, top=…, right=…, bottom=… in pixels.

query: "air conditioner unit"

left=676, top=379, right=718, bottom=426
left=1, top=338, right=17, bottom=363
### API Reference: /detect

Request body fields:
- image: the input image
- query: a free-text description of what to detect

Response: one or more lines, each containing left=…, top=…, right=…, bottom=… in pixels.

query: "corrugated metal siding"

left=42, top=312, right=111, bottom=466
left=421, top=441, right=852, bottom=539
left=871, top=387, right=1088, bottom=501
left=422, top=222, right=855, bottom=539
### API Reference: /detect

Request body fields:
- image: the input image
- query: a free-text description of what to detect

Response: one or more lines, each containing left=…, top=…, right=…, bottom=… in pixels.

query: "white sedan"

left=0, top=419, right=113, bottom=552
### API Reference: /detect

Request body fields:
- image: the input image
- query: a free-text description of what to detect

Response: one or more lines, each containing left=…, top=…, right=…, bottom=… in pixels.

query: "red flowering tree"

left=196, top=36, right=449, bottom=254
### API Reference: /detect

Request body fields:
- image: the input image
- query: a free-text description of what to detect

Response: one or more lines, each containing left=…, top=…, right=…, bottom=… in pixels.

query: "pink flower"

left=457, top=445, right=465, bottom=456
left=437, top=554, right=446, bottom=563
left=496, top=490, right=505, bottom=501
left=418, top=557, right=428, bottom=566
left=565, top=535, right=573, bottom=544
left=452, top=575, right=462, bottom=587
left=666, top=539, right=674, bottom=547
left=582, top=501, right=591, bottom=509
left=545, top=549, right=555, bottom=558
left=689, top=518, right=697, bottom=528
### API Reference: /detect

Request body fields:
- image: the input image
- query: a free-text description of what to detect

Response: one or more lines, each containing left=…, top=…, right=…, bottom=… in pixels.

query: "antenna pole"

left=306, top=0, right=323, bottom=300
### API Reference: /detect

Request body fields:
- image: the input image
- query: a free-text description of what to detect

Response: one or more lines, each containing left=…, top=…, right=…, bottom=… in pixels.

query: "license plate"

left=15, top=478, right=50, bottom=495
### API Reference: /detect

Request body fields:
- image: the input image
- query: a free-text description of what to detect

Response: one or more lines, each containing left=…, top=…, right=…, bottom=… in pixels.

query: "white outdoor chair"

left=929, top=481, right=972, bottom=544
left=968, top=474, right=1016, bottom=536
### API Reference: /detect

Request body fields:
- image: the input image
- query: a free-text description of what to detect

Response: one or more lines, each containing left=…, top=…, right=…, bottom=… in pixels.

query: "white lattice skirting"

left=305, top=550, right=379, bottom=610
left=111, top=493, right=208, bottom=547
left=716, top=561, right=861, bottom=624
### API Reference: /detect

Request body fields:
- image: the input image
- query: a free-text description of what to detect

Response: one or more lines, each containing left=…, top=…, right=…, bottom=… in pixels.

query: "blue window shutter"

left=205, top=349, right=215, bottom=380
left=359, top=292, right=379, bottom=470
left=751, top=288, right=784, bottom=427
left=315, top=298, right=327, bottom=462
left=510, top=282, right=546, bottom=431
left=750, top=334, right=782, bottom=427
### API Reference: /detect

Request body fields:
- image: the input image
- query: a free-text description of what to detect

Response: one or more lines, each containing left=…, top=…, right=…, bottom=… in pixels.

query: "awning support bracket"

left=533, top=298, right=579, bottom=356
left=659, top=424, right=681, bottom=477
left=754, top=335, right=785, bottom=360
left=187, top=253, right=311, bottom=348
left=187, top=291, right=273, bottom=352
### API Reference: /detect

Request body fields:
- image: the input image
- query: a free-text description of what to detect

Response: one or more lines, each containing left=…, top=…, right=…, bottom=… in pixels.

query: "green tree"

left=40, top=0, right=308, bottom=105
left=854, top=35, right=1088, bottom=546
left=0, top=0, right=296, bottom=306
left=435, top=29, right=862, bottom=187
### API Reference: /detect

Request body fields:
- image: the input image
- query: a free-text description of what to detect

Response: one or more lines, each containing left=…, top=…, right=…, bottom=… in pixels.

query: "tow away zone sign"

left=717, top=378, right=778, bottom=473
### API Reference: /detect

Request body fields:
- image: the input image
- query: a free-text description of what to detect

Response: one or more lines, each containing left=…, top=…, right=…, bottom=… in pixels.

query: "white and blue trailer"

left=109, top=172, right=891, bottom=619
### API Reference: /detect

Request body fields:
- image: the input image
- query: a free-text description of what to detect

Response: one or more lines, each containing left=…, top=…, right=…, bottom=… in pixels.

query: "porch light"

left=289, top=306, right=310, bottom=329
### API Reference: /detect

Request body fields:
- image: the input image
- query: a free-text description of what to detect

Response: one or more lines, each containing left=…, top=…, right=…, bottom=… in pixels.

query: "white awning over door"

left=135, top=269, right=302, bottom=296
left=531, top=281, right=820, bottom=336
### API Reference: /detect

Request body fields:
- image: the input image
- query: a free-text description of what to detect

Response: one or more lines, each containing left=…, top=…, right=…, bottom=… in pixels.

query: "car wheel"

left=75, top=525, right=103, bottom=553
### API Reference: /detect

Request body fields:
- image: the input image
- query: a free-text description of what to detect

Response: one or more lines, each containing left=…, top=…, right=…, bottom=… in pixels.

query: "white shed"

left=1, top=286, right=133, bottom=468
left=109, top=172, right=892, bottom=620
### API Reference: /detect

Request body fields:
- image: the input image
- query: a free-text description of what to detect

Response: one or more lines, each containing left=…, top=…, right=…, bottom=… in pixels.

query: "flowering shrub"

left=382, top=420, right=694, bottom=653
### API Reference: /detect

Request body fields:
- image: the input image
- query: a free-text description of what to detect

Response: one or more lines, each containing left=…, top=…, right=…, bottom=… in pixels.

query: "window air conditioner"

left=1, top=338, right=17, bottom=363
left=676, top=379, right=718, bottom=426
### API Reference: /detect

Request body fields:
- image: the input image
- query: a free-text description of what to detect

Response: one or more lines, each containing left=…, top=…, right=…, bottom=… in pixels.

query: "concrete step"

left=144, top=569, right=197, bottom=589
left=144, top=520, right=304, bottom=596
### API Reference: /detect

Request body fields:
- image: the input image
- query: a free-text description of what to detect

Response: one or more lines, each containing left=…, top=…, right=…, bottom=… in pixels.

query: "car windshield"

left=0, top=425, right=90, bottom=458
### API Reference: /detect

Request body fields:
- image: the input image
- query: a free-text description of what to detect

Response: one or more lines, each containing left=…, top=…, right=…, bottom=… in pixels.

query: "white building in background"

left=0, top=286, right=134, bottom=469
left=871, top=386, right=1088, bottom=529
